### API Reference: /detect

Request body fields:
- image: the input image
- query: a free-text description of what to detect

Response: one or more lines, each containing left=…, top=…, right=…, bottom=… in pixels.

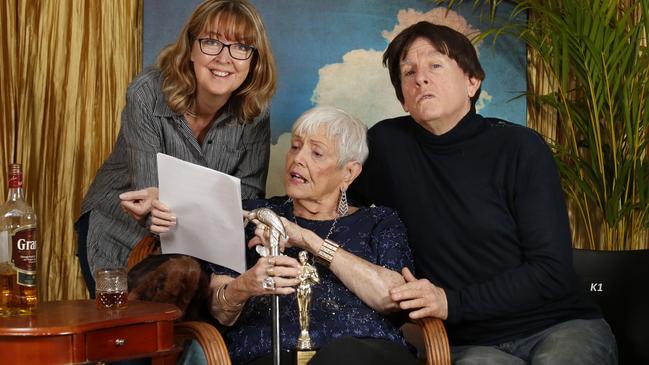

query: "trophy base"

left=296, top=350, right=317, bottom=365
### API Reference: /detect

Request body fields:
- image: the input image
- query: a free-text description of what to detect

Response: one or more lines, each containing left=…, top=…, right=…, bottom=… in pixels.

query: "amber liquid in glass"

left=96, top=291, right=128, bottom=309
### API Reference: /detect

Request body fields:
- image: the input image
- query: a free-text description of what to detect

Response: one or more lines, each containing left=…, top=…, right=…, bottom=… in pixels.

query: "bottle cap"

left=8, top=164, right=22, bottom=189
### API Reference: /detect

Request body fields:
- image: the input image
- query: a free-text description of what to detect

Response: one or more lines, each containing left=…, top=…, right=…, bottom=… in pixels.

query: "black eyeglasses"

left=197, top=38, right=256, bottom=60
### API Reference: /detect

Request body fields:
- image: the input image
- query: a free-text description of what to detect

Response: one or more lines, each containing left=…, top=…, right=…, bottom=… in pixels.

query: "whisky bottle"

left=0, top=163, right=38, bottom=316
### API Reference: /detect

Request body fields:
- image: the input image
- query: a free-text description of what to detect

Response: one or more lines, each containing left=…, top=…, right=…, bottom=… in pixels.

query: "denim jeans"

left=451, top=318, right=617, bottom=365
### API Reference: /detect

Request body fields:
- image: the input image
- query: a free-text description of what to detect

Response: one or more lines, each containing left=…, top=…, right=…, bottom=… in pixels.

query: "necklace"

left=286, top=198, right=341, bottom=265
left=285, top=198, right=340, bottom=241
left=293, top=209, right=339, bottom=241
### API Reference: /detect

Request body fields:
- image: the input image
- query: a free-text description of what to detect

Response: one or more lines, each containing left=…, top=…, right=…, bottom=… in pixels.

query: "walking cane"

left=246, top=208, right=286, bottom=365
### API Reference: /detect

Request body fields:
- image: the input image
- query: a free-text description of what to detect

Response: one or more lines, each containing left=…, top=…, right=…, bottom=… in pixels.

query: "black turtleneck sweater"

left=349, top=110, right=599, bottom=346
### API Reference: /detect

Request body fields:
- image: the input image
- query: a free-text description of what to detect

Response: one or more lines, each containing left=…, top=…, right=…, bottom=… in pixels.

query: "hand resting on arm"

left=390, top=267, right=448, bottom=320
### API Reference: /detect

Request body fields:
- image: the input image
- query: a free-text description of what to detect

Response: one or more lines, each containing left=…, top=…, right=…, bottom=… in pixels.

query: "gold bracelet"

left=315, top=239, right=339, bottom=267
left=220, top=284, right=243, bottom=308
left=216, top=284, right=243, bottom=312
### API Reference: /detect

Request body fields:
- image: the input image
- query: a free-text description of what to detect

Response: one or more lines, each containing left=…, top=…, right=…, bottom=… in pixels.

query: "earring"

left=337, top=189, right=348, bottom=217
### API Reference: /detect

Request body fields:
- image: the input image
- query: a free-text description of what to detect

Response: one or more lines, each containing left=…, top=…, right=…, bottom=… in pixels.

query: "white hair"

left=291, top=106, right=368, bottom=167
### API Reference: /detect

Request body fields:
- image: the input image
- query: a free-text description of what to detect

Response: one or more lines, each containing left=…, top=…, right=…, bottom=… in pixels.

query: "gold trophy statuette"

left=296, top=250, right=320, bottom=365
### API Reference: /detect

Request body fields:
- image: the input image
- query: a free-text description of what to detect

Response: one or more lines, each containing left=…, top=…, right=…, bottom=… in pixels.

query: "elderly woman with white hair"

left=149, top=106, right=419, bottom=365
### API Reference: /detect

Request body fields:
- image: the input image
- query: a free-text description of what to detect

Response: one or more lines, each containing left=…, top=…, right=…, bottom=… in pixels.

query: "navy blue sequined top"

left=209, top=196, right=414, bottom=365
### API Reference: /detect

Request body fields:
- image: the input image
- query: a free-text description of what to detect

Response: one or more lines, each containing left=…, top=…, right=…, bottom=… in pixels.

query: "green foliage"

left=438, top=0, right=649, bottom=249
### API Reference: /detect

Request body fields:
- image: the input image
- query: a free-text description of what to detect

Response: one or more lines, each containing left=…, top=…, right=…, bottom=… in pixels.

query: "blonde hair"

left=156, top=0, right=276, bottom=122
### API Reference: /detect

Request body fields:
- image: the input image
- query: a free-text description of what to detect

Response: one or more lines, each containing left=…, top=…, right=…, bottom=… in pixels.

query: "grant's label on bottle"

left=11, top=227, right=37, bottom=287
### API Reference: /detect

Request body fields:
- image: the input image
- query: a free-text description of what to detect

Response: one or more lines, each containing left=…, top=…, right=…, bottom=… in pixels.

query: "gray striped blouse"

left=79, top=67, right=270, bottom=275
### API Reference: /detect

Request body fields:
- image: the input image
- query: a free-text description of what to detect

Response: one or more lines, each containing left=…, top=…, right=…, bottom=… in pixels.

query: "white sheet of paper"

left=157, top=153, right=246, bottom=274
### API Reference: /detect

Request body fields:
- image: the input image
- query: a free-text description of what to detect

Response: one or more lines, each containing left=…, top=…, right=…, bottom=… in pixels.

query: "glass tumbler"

left=95, top=267, right=128, bottom=309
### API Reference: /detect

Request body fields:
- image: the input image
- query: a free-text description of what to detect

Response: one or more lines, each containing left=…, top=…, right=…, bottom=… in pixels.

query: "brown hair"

left=383, top=21, right=485, bottom=106
left=156, top=0, right=276, bottom=122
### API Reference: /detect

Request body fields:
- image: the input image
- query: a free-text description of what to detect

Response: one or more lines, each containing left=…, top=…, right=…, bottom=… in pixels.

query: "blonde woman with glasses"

left=76, top=0, right=276, bottom=298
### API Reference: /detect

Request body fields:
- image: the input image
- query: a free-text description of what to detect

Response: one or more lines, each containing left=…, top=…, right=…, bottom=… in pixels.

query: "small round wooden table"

left=0, top=300, right=182, bottom=364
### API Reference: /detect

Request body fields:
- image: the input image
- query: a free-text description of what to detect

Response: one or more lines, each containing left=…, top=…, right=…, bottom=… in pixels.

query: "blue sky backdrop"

left=144, top=0, right=527, bottom=144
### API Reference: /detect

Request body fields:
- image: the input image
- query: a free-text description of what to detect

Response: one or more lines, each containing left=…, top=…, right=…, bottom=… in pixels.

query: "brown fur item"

left=127, top=254, right=211, bottom=322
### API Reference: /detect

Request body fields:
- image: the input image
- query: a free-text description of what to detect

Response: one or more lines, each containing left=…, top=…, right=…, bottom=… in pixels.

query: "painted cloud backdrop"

left=143, top=0, right=526, bottom=196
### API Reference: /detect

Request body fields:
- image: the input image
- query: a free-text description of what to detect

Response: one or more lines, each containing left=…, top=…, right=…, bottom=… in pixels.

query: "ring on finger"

left=262, top=277, right=275, bottom=290
left=266, top=266, right=275, bottom=277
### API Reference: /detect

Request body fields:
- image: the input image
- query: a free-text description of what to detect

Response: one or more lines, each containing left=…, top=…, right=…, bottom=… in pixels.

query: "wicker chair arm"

left=417, top=317, right=451, bottom=365
left=126, top=235, right=159, bottom=270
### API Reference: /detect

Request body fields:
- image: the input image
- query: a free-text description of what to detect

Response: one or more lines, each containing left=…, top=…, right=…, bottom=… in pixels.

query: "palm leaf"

left=437, top=0, right=649, bottom=249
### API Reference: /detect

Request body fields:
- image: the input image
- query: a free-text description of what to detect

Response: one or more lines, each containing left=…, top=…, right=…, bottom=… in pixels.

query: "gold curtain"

left=0, top=0, right=142, bottom=301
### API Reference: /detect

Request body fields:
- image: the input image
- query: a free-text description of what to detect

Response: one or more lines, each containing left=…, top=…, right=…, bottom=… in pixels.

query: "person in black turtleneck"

left=349, top=21, right=617, bottom=365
